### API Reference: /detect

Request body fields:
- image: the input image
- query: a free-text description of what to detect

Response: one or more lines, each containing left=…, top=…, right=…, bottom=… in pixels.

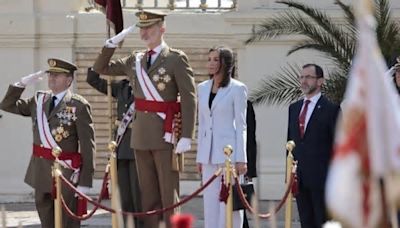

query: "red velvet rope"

left=60, top=169, right=110, bottom=221
left=59, top=168, right=222, bottom=218
left=233, top=172, right=295, bottom=219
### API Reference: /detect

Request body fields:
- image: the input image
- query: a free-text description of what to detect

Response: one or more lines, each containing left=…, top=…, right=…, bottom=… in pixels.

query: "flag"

left=325, top=0, right=400, bottom=227
left=94, top=0, right=124, bottom=35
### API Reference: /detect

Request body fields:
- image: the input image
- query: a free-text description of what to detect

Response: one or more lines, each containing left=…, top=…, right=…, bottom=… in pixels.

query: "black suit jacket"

left=86, top=68, right=134, bottom=160
left=246, top=100, right=257, bottom=178
left=287, top=96, right=340, bottom=190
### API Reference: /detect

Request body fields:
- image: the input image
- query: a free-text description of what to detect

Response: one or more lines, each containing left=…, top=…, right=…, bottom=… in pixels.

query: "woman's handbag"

left=232, top=182, right=255, bottom=211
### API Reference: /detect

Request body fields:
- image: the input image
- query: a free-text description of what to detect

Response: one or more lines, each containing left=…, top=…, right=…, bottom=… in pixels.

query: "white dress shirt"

left=300, top=92, right=321, bottom=130
left=52, top=89, right=68, bottom=107
left=147, top=41, right=166, bottom=65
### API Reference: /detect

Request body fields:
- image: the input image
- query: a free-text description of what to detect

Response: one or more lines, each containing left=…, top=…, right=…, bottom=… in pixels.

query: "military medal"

left=62, top=131, right=70, bottom=138
left=158, top=67, right=166, bottom=75
left=157, top=82, right=166, bottom=91
left=152, top=74, right=160, bottom=82
left=56, top=126, right=64, bottom=134
left=52, top=106, right=76, bottom=142
left=155, top=67, right=171, bottom=88
left=163, top=75, right=171, bottom=83
left=55, top=134, right=63, bottom=142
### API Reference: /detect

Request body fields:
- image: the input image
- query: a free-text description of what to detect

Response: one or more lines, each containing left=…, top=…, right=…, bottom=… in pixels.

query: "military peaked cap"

left=135, top=10, right=167, bottom=28
left=46, top=58, right=77, bottom=75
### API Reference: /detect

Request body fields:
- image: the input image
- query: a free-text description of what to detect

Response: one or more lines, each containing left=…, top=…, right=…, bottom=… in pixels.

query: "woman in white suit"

left=196, top=46, right=248, bottom=228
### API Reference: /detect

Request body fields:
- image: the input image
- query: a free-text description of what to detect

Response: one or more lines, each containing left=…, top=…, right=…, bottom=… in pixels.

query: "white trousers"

left=202, top=163, right=244, bottom=228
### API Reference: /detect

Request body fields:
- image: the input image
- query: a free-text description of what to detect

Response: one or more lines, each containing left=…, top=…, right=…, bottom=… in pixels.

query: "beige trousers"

left=135, top=149, right=179, bottom=228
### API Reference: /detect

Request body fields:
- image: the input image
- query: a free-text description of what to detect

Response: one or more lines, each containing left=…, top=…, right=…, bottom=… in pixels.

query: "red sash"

left=135, top=98, right=180, bottom=134
left=32, top=144, right=81, bottom=169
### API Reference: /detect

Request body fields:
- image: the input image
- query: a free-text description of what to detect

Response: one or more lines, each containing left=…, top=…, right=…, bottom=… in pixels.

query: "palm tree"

left=246, top=0, right=400, bottom=105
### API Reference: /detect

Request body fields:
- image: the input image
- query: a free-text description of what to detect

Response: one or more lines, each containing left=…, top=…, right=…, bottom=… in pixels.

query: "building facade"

left=0, top=0, right=399, bottom=201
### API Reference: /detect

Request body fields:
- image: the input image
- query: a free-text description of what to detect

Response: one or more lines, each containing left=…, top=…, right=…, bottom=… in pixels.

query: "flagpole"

left=379, top=178, right=391, bottom=228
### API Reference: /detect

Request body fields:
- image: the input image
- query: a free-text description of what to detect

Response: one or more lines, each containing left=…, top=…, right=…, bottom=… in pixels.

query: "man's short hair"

left=303, top=63, right=324, bottom=78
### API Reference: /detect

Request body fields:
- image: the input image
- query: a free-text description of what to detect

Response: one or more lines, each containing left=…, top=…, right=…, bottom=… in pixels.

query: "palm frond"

left=246, top=0, right=400, bottom=106
left=246, top=6, right=354, bottom=69
left=335, top=0, right=355, bottom=27
left=334, top=0, right=358, bottom=49
left=246, top=11, right=350, bottom=67
left=287, top=36, right=351, bottom=71
left=323, top=70, right=348, bottom=104
left=250, top=64, right=302, bottom=106
left=374, top=0, right=400, bottom=63
left=277, top=0, right=354, bottom=59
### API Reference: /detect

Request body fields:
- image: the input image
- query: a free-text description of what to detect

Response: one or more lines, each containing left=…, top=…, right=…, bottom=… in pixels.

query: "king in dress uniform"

left=93, top=10, right=197, bottom=228
left=0, top=59, right=96, bottom=228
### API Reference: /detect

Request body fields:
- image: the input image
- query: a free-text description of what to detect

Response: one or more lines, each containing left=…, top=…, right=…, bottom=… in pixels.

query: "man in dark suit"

left=86, top=68, right=142, bottom=227
left=243, top=100, right=257, bottom=228
left=0, top=59, right=95, bottom=228
left=287, top=64, right=340, bottom=228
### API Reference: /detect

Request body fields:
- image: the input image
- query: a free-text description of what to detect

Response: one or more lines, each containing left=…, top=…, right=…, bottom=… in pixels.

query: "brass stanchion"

left=108, top=141, right=121, bottom=228
left=224, top=145, right=233, bottom=228
left=52, top=146, right=63, bottom=228
left=285, top=140, right=296, bottom=228
left=107, top=77, right=113, bottom=143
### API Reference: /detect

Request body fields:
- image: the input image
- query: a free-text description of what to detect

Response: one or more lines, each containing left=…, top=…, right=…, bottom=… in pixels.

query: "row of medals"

left=153, top=67, right=171, bottom=91
left=52, top=107, right=77, bottom=142
left=49, top=67, right=170, bottom=142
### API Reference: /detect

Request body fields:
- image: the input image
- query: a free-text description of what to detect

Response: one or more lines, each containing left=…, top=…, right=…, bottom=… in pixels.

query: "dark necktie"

left=49, top=96, right=57, bottom=113
left=299, top=99, right=311, bottom=138
left=147, top=49, right=155, bottom=70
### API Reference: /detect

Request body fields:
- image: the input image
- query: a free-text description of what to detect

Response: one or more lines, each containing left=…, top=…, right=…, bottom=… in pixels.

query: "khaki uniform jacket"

left=0, top=85, right=95, bottom=192
left=93, top=45, right=197, bottom=150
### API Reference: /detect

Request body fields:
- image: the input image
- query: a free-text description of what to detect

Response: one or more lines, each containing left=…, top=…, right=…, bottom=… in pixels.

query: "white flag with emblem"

left=325, top=0, right=400, bottom=227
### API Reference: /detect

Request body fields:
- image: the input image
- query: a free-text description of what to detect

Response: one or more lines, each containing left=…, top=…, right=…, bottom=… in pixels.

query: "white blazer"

left=196, top=78, right=248, bottom=164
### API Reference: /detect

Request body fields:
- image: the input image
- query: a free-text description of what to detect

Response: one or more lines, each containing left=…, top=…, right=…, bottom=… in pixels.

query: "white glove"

left=175, top=137, right=192, bottom=154
left=75, top=185, right=90, bottom=197
left=19, top=70, right=44, bottom=86
left=105, top=25, right=136, bottom=48
left=385, top=66, right=395, bottom=77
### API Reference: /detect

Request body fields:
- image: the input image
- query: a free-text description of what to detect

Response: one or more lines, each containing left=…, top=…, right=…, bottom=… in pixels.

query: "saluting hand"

left=105, top=25, right=135, bottom=48
left=20, top=70, right=45, bottom=86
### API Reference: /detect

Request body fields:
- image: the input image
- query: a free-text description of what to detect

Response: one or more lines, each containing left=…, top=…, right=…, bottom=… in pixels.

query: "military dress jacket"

left=86, top=68, right=134, bottom=160
left=93, top=45, right=197, bottom=150
left=0, top=85, right=95, bottom=192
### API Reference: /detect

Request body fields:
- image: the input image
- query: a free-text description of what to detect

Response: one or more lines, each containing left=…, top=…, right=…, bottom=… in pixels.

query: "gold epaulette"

left=71, top=94, right=89, bottom=104
left=169, top=48, right=185, bottom=55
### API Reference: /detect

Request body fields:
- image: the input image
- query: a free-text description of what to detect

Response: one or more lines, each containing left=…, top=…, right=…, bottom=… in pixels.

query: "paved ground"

left=0, top=197, right=301, bottom=228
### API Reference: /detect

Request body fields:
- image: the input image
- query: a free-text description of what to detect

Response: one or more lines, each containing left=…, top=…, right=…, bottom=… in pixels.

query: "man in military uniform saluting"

left=93, top=10, right=197, bottom=228
left=86, top=67, right=142, bottom=227
left=0, top=59, right=95, bottom=228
